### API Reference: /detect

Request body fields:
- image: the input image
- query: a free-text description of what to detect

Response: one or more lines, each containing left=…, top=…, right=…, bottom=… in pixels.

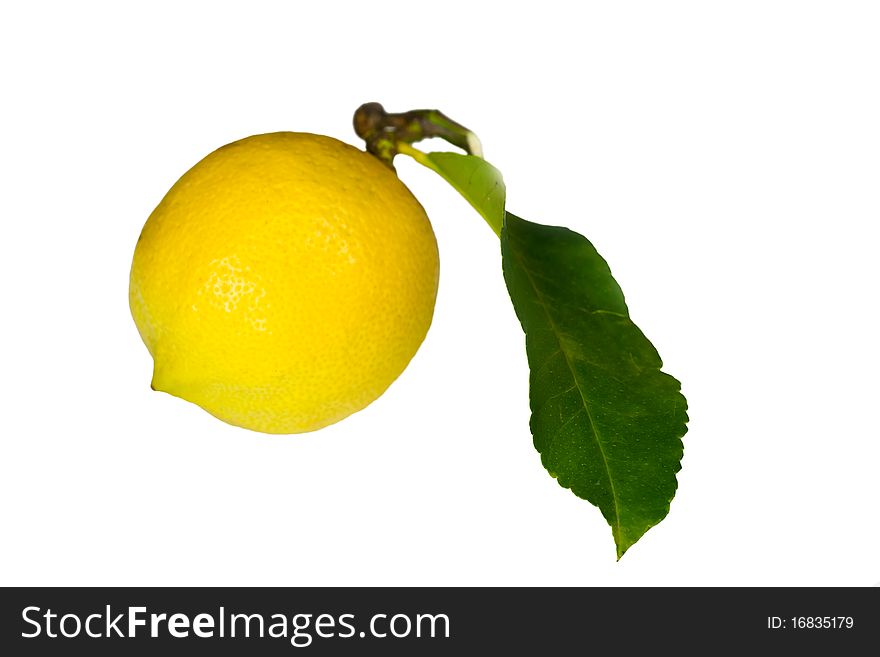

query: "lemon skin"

left=129, top=132, right=439, bottom=433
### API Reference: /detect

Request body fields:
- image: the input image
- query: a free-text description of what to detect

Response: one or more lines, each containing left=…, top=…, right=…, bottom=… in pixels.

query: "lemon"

left=129, top=132, right=439, bottom=433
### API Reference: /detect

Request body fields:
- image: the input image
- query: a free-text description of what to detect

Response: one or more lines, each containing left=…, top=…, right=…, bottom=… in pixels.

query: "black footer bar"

left=1, top=587, right=876, bottom=654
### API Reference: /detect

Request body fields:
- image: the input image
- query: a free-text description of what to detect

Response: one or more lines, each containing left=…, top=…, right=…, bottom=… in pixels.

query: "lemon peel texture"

left=130, top=132, right=439, bottom=433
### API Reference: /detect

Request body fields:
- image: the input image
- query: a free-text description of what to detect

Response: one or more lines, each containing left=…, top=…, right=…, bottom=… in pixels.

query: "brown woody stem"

left=353, top=102, right=483, bottom=169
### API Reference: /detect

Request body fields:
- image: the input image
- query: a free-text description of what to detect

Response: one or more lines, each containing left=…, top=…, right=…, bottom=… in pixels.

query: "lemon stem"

left=353, top=102, right=483, bottom=168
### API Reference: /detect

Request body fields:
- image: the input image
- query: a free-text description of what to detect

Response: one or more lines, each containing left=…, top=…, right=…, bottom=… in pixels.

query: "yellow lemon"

left=129, top=132, right=439, bottom=433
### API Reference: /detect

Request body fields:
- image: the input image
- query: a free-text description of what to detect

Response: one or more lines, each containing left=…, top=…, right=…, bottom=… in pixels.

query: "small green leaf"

left=501, top=212, right=688, bottom=559
left=399, top=147, right=504, bottom=236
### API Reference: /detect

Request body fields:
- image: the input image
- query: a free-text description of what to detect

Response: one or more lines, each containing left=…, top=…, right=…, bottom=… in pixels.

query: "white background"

left=1, top=1, right=878, bottom=586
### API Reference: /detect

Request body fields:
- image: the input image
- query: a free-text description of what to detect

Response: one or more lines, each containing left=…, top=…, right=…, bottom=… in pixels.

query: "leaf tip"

left=614, top=531, right=636, bottom=561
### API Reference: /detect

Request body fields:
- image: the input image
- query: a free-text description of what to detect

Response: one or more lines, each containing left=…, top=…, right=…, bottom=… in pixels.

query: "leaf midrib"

left=510, top=245, right=623, bottom=545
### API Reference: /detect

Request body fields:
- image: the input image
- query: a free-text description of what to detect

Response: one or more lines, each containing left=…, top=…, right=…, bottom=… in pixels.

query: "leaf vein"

left=534, top=384, right=578, bottom=413
left=510, top=248, right=623, bottom=543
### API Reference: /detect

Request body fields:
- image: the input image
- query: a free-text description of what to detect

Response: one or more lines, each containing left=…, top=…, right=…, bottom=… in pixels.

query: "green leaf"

left=399, top=147, right=505, bottom=236
left=501, top=212, right=688, bottom=559
left=401, top=145, right=689, bottom=558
